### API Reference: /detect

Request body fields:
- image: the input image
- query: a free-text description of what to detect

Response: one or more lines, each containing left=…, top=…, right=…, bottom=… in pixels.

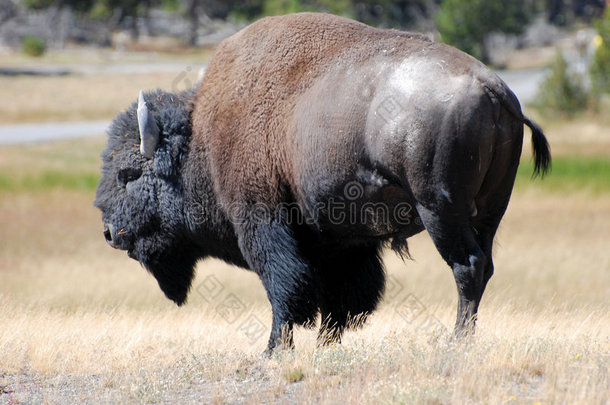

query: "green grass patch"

left=284, top=368, right=305, bottom=383
left=515, top=155, right=610, bottom=194
left=0, top=169, right=100, bottom=192
left=0, top=138, right=104, bottom=193
left=0, top=138, right=607, bottom=194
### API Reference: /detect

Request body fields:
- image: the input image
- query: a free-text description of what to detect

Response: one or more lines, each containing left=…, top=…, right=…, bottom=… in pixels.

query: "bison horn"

left=137, top=90, right=159, bottom=159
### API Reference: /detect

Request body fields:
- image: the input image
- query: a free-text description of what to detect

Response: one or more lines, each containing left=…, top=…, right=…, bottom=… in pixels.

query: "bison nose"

left=103, top=224, right=114, bottom=246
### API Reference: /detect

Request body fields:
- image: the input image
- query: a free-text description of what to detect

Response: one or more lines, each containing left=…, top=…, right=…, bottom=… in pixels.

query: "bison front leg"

left=236, top=215, right=318, bottom=355
left=314, top=244, right=385, bottom=347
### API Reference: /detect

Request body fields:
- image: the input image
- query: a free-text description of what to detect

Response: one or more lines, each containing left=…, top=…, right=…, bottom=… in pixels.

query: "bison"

left=95, top=13, right=550, bottom=354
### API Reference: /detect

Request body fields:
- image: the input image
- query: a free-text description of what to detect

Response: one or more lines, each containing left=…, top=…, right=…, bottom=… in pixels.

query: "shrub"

left=262, top=0, right=303, bottom=16
left=533, top=50, right=589, bottom=116
left=22, top=35, right=46, bottom=57
left=590, top=7, right=610, bottom=95
left=434, top=0, right=530, bottom=64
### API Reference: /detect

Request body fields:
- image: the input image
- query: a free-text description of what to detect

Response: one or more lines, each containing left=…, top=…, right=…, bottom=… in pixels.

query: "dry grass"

left=522, top=111, right=610, bottom=157
left=0, top=136, right=608, bottom=403
left=502, top=45, right=557, bottom=70
left=0, top=48, right=212, bottom=68
left=1, top=299, right=607, bottom=404
left=0, top=70, right=201, bottom=124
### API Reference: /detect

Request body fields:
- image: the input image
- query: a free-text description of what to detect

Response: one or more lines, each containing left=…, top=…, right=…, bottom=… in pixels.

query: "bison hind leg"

left=415, top=203, right=490, bottom=337
left=313, top=243, right=385, bottom=346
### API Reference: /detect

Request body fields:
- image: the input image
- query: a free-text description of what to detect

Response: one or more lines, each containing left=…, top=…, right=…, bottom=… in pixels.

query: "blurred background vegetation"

left=1, top=0, right=608, bottom=117
left=3, top=0, right=607, bottom=47
left=0, top=0, right=608, bottom=195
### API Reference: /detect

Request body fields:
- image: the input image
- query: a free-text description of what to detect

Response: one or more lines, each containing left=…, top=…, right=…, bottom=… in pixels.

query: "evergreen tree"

left=435, top=0, right=531, bottom=64
left=590, top=6, right=610, bottom=95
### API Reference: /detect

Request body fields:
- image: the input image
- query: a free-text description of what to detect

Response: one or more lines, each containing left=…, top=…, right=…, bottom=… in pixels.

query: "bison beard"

left=140, top=238, right=198, bottom=306
left=95, top=13, right=550, bottom=354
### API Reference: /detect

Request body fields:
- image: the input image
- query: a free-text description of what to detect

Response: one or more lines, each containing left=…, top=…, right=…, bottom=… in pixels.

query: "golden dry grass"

left=0, top=70, right=201, bottom=124
left=0, top=135, right=608, bottom=403
left=0, top=48, right=212, bottom=68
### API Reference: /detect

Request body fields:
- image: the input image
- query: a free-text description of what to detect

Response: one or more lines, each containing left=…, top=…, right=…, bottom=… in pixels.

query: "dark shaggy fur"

left=95, top=90, right=247, bottom=305
left=96, top=13, right=550, bottom=353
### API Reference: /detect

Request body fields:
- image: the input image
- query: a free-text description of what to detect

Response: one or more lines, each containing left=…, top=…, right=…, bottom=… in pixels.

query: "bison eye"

left=117, top=167, right=142, bottom=186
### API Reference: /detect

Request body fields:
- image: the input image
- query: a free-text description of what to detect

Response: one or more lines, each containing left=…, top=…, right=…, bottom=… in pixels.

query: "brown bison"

left=95, top=13, right=550, bottom=353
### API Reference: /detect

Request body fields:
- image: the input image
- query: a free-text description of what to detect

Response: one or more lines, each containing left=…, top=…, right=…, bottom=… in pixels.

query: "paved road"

left=496, top=68, right=548, bottom=106
left=0, top=68, right=546, bottom=146
left=0, top=120, right=110, bottom=145
left=0, top=62, right=207, bottom=76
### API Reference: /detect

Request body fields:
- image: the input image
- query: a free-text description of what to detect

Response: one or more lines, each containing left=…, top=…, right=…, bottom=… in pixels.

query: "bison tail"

left=481, top=75, right=551, bottom=178
left=524, top=117, right=551, bottom=178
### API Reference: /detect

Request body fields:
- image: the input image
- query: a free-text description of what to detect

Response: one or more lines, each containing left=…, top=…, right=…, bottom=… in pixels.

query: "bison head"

left=95, top=89, right=197, bottom=305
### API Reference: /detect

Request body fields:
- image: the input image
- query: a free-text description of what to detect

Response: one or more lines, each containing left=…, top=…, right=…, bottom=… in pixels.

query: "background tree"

left=25, top=0, right=99, bottom=14
left=533, top=50, right=589, bottom=116
left=179, top=0, right=247, bottom=46
left=590, top=6, right=610, bottom=95
left=0, top=0, right=18, bottom=24
left=26, top=0, right=158, bottom=39
left=352, top=0, right=439, bottom=29
left=434, top=0, right=531, bottom=64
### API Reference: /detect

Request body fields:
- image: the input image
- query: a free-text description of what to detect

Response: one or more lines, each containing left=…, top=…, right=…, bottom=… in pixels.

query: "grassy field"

left=0, top=61, right=609, bottom=403
left=0, top=131, right=608, bottom=404
left=0, top=47, right=213, bottom=68
left=0, top=69, right=202, bottom=124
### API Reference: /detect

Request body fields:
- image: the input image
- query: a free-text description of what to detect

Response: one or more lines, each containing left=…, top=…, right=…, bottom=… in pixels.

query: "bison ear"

left=137, top=90, right=159, bottom=159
